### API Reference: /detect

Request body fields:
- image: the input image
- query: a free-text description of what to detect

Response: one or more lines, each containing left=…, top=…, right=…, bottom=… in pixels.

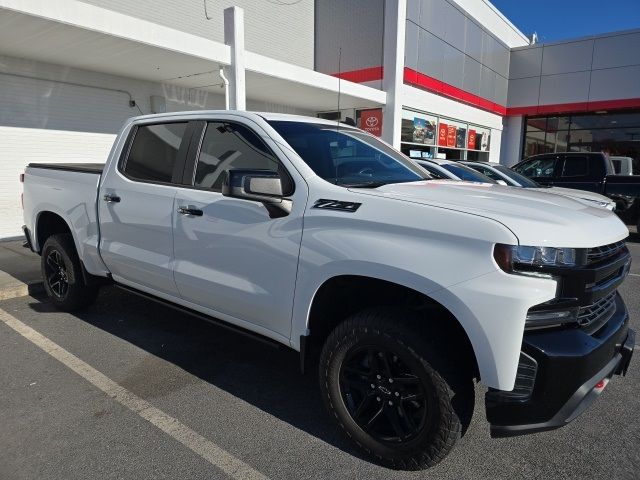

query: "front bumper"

left=487, top=293, right=635, bottom=437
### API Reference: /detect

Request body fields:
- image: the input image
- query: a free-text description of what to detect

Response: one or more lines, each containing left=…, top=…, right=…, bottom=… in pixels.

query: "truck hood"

left=541, top=186, right=615, bottom=210
left=353, top=180, right=629, bottom=248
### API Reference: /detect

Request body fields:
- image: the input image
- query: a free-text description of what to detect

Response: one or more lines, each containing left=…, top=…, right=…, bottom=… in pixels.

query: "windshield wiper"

left=341, top=181, right=389, bottom=188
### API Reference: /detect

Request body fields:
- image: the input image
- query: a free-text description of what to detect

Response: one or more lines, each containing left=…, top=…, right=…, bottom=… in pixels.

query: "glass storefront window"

left=522, top=111, right=640, bottom=174
left=400, top=108, right=492, bottom=161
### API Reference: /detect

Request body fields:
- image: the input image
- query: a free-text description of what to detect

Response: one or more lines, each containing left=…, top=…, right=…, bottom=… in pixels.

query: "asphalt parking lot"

left=0, top=232, right=639, bottom=480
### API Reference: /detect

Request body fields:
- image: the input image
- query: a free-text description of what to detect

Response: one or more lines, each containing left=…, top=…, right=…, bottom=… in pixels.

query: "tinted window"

left=416, top=162, right=445, bottom=179
left=441, top=164, right=496, bottom=183
left=589, top=156, right=606, bottom=178
left=269, top=121, right=426, bottom=187
left=561, top=156, right=588, bottom=177
left=194, top=122, right=284, bottom=193
left=492, top=165, right=540, bottom=188
left=514, top=157, right=556, bottom=178
left=125, top=123, right=188, bottom=183
left=471, top=165, right=502, bottom=181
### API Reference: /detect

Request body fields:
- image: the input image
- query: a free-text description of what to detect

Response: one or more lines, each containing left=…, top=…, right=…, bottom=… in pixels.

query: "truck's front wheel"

left=319, top=308, right=473, bottom=470
left=41, top=234, right=99, bottom=311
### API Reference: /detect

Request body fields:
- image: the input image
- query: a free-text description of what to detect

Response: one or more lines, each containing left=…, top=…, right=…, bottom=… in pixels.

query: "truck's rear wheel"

left=41, top=234, right=99, bottom=311
left=319, top=308, right=473, bottom=470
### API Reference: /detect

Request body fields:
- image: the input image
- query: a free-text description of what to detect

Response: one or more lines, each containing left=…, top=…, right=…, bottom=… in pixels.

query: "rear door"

left=98, top=121, right=195, bottom=296
left=513, top=155, right=558, bottom=186
left=555, top=154, right=605, bottom=193
left=171, top=117, right=306, bottom=339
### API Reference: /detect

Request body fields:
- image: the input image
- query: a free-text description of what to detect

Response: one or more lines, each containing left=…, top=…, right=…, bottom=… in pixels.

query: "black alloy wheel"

left=319, top=308, right=474, bottom=470
left=41, top=234, right=99, bottom=311
left=44, top=248, right=69, bottom=299
left=339, top=346, right=432, bottom=444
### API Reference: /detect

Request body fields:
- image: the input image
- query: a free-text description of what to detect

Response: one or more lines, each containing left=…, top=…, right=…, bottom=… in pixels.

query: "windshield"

left=268, top=121, right=427, bottom=187
left=493, top=165, right=540, bottom=188
left=441, top=163, right=496, bottom=183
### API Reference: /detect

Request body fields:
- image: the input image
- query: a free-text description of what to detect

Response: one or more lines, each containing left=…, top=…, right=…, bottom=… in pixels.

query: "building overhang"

left=0, top=0, right=386, bottom=112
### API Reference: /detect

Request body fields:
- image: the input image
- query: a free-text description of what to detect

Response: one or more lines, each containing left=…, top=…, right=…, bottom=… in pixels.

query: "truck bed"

left=28, top=163, right=105, bottom=174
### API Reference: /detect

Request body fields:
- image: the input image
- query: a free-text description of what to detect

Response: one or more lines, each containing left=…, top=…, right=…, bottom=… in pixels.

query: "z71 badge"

left=312, top=199, right=361, bottom=212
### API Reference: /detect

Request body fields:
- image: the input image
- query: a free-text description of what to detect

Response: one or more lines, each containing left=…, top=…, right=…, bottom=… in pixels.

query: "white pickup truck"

left=22, top=111, right=635, bottom=470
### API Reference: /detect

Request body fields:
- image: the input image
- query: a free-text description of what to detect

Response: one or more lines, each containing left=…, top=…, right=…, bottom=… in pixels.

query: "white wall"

left=78, top=0, right=315, bottom=69
left=0, top=54, right=312, bottom=239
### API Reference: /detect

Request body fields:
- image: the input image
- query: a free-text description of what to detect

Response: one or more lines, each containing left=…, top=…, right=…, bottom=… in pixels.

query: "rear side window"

left=589, top=156, right=606, bottom=178
left=124, top=123, right=188, bottom=183
left=194, top=122, right=290, bottom=193
left=561, top=156, right=588, bottom=177
left=514, top=157, right=556, bottom=178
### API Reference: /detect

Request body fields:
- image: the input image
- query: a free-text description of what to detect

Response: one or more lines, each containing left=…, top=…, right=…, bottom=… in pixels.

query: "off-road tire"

left=41, top=234, right=99, bottom=311
left=319, top=308, right=474, bottom=470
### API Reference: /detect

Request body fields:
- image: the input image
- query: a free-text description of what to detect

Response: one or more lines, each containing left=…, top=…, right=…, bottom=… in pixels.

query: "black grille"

left=587, top=241, right=626, bottom=264
left=577, top=292, right=617, bottom=333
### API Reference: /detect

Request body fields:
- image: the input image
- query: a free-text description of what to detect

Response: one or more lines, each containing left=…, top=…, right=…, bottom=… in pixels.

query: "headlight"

left=493, top=244, right=583, bottom=277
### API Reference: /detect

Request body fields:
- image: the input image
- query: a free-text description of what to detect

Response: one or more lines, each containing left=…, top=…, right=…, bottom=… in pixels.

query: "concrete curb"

left=0, top=281, right=44, bottom=301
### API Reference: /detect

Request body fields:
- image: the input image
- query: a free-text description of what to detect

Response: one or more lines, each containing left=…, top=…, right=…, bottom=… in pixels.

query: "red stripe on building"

left=403, top=68, right=507, bottom=116
left=506, top=98, right=640, bottom=116
left=330, top=66, right=384, bottom=83
left=330, top=66, right=640, bottom=117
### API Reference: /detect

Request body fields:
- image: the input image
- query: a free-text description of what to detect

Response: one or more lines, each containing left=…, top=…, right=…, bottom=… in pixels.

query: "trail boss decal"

left=312, top=199, right=362, bottom=212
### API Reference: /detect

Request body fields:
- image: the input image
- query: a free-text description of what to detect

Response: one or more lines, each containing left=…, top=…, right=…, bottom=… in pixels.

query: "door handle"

left=178, top=206, right=203, bottom=216
left=103, top=194, right=121, bottom=203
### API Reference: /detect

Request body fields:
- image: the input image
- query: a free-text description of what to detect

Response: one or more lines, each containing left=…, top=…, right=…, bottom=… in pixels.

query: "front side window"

left=124, top=123, right=188, bottom=183
left=514, top=157, right=557, bottom=179
left=194, top=122, right=288, bottom=193
left=269, top=121, right=426, bottom=187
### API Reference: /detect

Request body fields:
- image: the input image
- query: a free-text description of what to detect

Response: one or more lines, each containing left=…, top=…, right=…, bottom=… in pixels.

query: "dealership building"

left=1, top=0, right=639, bottom=238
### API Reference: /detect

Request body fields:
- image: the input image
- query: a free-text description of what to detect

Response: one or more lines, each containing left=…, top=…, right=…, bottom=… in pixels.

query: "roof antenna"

left=334, top=47, right=342, bottom=184
left=337, top=47, right=342, bottom=129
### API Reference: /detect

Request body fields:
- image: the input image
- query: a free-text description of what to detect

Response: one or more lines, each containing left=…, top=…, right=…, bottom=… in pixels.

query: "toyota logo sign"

left=361, top=109, right=382, bottom=137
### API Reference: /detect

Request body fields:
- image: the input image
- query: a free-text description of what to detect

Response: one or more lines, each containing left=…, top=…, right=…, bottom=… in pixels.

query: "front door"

left=172, top=119, right=306, bottom=339
left=99, top=121, right=191, bottom=296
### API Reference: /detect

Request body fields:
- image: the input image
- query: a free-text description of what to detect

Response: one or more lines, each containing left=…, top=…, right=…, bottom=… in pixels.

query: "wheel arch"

left=34, top=210, right=74, bottom=254
left=302, top=274, right=480, bottom=380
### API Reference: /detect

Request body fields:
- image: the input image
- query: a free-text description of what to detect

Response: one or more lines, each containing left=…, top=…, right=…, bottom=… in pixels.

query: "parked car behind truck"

left=22, top=111, right=635, bottom=470
left=513, top=152, right=640, bottom=231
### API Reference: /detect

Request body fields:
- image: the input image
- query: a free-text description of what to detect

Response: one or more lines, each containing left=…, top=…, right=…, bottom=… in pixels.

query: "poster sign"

left=456, top=127, right=467, bottom=149
left=412, top=117, right=436, bottom=144
left=360, top=109, right=382, bottom=137
left=467, top=129, right=477, bottom=150
left=446, top=124, right=457, bottom=147
left=438, top=123, right=448, bottom=146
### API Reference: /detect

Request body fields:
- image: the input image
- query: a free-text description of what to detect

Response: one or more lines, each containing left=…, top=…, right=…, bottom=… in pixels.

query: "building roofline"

left=480, top=0, right=530, bottom=43
left=511, top=27, right=640, bottom=51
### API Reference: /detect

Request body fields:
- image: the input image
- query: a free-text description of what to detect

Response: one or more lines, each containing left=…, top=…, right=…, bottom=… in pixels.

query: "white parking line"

left=629, top=273, right=640, bottom=277
left=0, top=307, right=268, bottom=480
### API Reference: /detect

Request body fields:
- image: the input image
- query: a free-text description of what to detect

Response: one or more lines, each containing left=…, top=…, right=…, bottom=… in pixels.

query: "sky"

left=490, top=0, right=640, bottom=43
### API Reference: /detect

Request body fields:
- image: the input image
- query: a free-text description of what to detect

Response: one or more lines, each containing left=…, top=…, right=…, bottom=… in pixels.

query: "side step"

left=115, top=283, right=282, bottom=349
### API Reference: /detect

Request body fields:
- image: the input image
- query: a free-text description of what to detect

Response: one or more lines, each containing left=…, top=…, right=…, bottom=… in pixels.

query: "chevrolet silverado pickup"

left=22, top=111, right=635, bottom=470
left=513, top=152, right=640, bottom=231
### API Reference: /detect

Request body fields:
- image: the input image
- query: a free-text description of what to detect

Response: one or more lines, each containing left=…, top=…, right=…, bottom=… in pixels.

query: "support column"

left=382, top=0, right=406, bottom=148
left=223, top=6, right=246, bottom=110
left=500, top=115, right=525, bottom=165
